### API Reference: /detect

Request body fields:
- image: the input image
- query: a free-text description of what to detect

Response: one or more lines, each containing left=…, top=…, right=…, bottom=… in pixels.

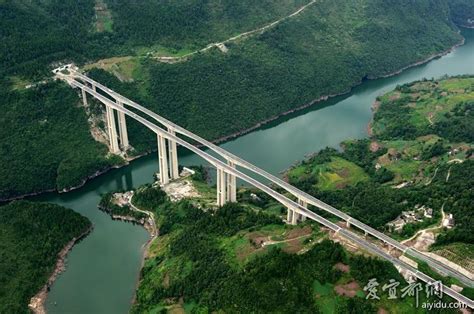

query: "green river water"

left=35, top=29, right=474, bottom=313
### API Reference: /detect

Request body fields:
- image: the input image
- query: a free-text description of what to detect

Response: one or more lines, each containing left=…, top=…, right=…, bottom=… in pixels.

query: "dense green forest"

left=105, top=0, right=307, bottom=49
left=87, top=0, right=470, bottom=143
left=0, top=0, right=98, bottom=79
left=287, top=76, right=474, bottom=246
left=449, top=0, right=474, bottom=28
left=0, top=81, right=122, bottom=200
left=0, top=201, right=91, bottom=313
left=2, top=0, right=473, bottom=199
left=0, top=0, right=305, bottom=79
left=130, top=187, right=378, bottom=312
left=127, top=182, right=455, bottom=313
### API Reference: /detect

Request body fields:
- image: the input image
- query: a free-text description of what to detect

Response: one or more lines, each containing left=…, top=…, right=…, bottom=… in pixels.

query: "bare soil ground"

left=162, top=180, right=200, bottom=202
left=334, top=281, right=360, bottom=297
left=334, top=262, right=350, bottom=273
left=370, top=141, right=381, bottom=152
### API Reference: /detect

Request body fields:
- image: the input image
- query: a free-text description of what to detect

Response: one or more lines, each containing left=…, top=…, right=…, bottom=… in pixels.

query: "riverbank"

left=1, top=30, right=467, bottom=201
left=369, top=36, right=465, bottom=79
left=213, top=36, right=466, bottom=145
left=59, top=150, right=152, bottom=194
left=99, top=191, right=157, bottom=237
left=28, top=225, right=94, bottom=314
left=97, top=191, right=159, bottom=305
left=0, top=150, right=149, bottom=203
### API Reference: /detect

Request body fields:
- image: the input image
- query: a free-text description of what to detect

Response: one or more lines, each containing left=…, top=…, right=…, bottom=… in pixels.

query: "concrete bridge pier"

left=226, top=161, right=237, bottom=202
left=297, top=199, right=307, bottom=222
left=291, top=208, right=299, bottom=225
left=287, top=208, right=294, bottom=224
left=116, top=101, right=129, bottom=150
left=81, top=88, right=88, bottom=107
left=286, top=207, right=299, bottom=225
left=167, top=128, right=179, bottom=180
left=105, top=105, right=120, bottom=153
left=157, top=134, right=169, bottom=185
left=216, top=167, right=227, bottom=206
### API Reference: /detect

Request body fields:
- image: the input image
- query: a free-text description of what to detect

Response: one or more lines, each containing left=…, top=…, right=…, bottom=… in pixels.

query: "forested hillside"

left=0, top=0, right=305, bottom=78
left=0, top=80, right=122, bottom=200
left=449, top=0, right=474, bottom=28
left=106, top=0, right=307, bottom=49
left=87, top=0, right=467, bottom=145
left=1, top=0, right=474, bottom=199
left=0, top=0, right=97, bottom=78
left=127, top=183, right=451, bottom=312
left=0, top=201, right=91, bottom=313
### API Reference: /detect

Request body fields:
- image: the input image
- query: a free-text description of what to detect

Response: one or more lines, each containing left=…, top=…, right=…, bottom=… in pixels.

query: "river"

left=36, top=28, right=474, bottom=313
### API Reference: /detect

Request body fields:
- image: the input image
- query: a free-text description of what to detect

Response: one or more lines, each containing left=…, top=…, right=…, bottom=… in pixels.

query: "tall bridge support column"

left=287, top=208, right=293, bottom=224
left=105, top=105, right=120, bottom=153
left=287, top=208, right=298, bottom=225
left=226, top=161, right=237, bottom=202
left=157, top=134, right=169, bottom=185
left=81, top=88, right=88, bottom=107
left=287, top=207, right=298, bottom=225
left=116, top=101, right=129, bottom=150
left=167, top=128, right=179, bottom=180
left=297, top=199, right=307, bottom=222
left=291, top=208, right=298, bottom=225
left=216, top=168, right=227, bottom=206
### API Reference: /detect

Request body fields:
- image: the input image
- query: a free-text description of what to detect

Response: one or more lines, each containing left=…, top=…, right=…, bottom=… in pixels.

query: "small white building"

left=442, top=214, right=455, bottom=229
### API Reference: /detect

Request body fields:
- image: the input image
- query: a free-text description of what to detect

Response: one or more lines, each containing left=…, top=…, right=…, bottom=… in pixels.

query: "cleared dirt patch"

left=336, top=168, right=350, bottom=178
left=236, top=241, right=263, bottom=262
left=370, top=141, right=381, bottom=152
left=282, top=238, right=303, bottom=253
left=162, top=180, right=200, bottom=202
left=83, top=56, right=135, bottom=81
left=334, top=262, right=350, bottom=273
left=286, top=226, right=312, bottom=239
left=389, top=93, right=401, bottom=101
left=334, top=281, right=360, bottom=297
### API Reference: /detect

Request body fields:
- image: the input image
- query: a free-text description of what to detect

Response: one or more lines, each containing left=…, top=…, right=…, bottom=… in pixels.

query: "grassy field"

left=317, top=157, right=369, bottom=190
left=432, top=243, right=474, bottom=272
left=288, top=156, right=369, bottom=191
left=219, top=224, right=320, bottom=266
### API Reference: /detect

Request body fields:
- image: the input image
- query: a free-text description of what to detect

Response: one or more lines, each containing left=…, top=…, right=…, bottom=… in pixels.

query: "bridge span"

left=53, top=65, right=473, bottom=308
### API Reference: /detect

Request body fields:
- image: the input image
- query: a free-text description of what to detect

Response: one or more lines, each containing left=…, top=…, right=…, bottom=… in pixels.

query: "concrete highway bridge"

left=53, top=65, right=473, bottom=308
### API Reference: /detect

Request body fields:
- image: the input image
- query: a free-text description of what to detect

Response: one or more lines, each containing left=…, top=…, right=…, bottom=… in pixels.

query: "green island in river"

left=97, top=76, right=474, bottom=313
